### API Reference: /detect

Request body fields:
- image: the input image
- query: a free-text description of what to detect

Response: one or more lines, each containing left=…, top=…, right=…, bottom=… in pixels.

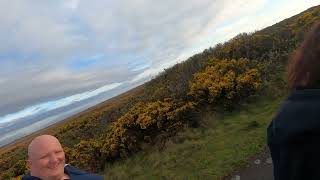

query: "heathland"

left=1, top=5, right=319, bottom=179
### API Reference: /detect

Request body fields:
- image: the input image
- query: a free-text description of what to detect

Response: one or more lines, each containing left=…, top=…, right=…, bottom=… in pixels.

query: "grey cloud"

left=0, top=0, right=269, bottom=116
left=0, top=65, right=134, bottom=115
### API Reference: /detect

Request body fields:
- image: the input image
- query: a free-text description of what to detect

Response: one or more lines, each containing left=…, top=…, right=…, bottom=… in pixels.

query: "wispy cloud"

left=130, top=63, right=150, bottom=72
left=128, top=60, right=152, bottom=72
left=0, top=82, right=122, bottom=124
left=64, top=0, right=79, bottom=10
left=0, top=0, right=318, bottom=122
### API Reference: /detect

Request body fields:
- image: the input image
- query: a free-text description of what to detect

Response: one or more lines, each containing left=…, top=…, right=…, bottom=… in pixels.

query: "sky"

left=0, top=0, right=319, bottom=127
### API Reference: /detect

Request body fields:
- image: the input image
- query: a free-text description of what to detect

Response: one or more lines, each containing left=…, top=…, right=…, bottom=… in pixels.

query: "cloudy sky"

left=0, top=0, right=319, bottom=124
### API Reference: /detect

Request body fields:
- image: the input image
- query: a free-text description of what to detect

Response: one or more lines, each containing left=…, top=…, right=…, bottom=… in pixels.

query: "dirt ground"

left=226, top=148, right=274, bottom=180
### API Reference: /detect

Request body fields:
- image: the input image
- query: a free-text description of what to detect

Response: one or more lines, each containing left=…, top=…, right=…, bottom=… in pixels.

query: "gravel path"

left=225, top=148, right=274, bottom=180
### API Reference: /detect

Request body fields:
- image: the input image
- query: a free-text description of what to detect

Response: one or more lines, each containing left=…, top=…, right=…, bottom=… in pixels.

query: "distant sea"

left=0, top=83, right=132, bottom=148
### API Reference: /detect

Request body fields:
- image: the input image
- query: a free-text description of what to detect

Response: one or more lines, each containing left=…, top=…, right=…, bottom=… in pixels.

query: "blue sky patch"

left=67, top=53, right=105, bottom=70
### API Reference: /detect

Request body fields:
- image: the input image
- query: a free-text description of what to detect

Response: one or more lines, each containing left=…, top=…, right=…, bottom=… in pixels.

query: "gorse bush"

left=106, top=99, right=195, bottom=150
left=189, top=58, right=261, bottom=108
left=66, top=99, right=196, bottom=172
left=0, top=58, right=277, bottom=178
left=65, top=140, right=104, bottom=172
left=66, top=58, right=261, bottom=172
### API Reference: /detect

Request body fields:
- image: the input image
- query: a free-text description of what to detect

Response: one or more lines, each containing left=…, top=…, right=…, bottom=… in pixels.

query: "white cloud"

left=0, top=78, right=6, bottom=84
left=0, top=1, right=80, bottom=57
left=0, top=0, right=318, bottom=119
left=36, top=68, right=91, bottom=83
left=130, top=59, right=178, bottom=83
left=130, top=63, right=151, bottom=72
left=130, top=68, right=155, bottom=83
left=64, top=0, right=79, bottom=10
left=0, top=82, right=122, bottom=124
left=127, top=0, right=268, bottom=83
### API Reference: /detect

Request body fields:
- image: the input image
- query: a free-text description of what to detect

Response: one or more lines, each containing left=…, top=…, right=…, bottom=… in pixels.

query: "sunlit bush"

left=189, top=58, right=261, bottom=108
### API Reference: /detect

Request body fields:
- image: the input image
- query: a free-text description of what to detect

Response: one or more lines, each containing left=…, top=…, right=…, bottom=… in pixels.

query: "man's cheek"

left=59, top=155, right=64, bottom=160
left=39, top=160, right=49, bottom=169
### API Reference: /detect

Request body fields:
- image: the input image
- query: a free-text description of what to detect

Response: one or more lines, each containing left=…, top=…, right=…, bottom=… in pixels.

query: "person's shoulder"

left=65, top=164, right=104, bottom=180
left=21, top=174, right=41, bottom=180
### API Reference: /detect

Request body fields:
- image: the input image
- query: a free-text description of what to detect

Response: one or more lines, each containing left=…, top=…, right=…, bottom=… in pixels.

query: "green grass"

left=103, top=96, right=284, bottom=180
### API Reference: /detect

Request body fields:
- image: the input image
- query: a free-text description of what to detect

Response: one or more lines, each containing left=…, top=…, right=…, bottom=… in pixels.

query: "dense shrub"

left=66, top=99, right=195, bottom=172
left=65, top=140, right=104, bottom=172
left=189, top=58, right=261, bottom=108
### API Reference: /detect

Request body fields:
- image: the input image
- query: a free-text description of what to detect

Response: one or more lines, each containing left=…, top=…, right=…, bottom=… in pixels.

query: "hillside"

left=103, top=96, right=284, bottom=179
left=1, top=5, right=319, bottom=179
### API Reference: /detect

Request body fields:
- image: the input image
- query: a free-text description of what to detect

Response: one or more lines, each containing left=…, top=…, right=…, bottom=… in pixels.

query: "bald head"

left=28, top=135, right=62, bottom=159
left=27, top=135, right=66, bottom=180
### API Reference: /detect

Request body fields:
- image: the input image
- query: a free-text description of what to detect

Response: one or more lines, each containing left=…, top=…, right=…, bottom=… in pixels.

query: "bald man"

left=22, top=135, right=103, bottom=180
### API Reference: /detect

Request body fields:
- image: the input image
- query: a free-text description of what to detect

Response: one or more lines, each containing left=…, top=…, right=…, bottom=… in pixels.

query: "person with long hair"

left=268, top=21, right=320, bottom=180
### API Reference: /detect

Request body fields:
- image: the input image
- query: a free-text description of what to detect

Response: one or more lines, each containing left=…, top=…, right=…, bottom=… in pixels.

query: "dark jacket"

left=22, top=164, right=104, bottom=180
left=268, top=88, right=320, bottom=180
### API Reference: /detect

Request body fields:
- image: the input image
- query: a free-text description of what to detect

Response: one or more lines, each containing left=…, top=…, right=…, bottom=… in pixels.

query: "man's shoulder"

left=21, top=174, right=41, bottom=180
left=65, top=165, right=104, bottom=180
left=21, top=165, right=104, bottom=180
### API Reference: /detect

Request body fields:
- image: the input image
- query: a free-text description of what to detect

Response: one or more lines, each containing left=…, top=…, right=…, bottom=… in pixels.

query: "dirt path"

left=226, top=148, right=274, bottom=180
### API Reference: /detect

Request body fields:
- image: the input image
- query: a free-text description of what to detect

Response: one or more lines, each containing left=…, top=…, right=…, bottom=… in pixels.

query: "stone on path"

left=231, top=175, right=241, bottom=180
left=225, top=148, right=273, bottom=180
left=266, top=157, right=273, bottom=164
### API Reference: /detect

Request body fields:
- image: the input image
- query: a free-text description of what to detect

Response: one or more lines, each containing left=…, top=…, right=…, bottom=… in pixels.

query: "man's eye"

left=40, top=155, right=49, bottom=159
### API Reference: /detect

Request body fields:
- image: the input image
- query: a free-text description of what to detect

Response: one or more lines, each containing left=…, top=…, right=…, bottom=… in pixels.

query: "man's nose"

left=49, top=154, right=59, bottom=163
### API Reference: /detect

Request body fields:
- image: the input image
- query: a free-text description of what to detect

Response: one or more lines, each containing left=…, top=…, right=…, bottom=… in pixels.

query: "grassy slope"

left=103, top=95, right=285, bottom=180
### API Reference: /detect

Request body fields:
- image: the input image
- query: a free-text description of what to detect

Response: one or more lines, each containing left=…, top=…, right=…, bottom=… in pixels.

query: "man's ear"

left=26, top=159, right=32, bottom=170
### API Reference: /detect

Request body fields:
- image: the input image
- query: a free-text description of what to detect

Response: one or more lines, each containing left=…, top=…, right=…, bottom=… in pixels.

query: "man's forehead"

left=28, top=135, right=63, bottom=157
left=29, top=135, right=60, bottom=148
